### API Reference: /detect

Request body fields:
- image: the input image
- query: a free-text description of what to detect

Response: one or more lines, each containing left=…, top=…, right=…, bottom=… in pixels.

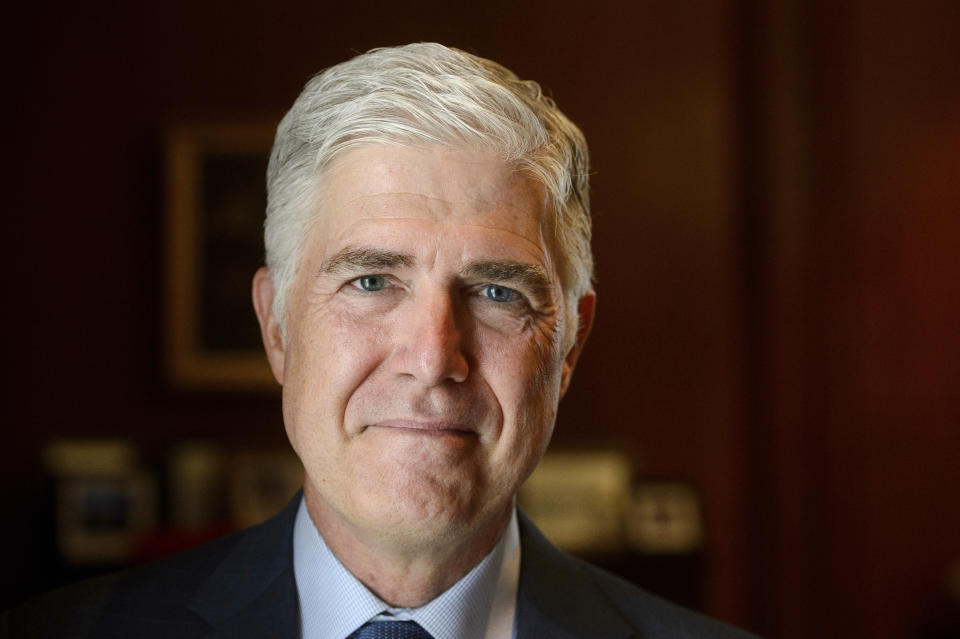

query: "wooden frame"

left=163, top=122, right=279, bottom=391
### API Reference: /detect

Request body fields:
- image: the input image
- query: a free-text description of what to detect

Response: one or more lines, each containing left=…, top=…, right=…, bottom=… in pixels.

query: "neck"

left=303, top=482, right=512, bottom=607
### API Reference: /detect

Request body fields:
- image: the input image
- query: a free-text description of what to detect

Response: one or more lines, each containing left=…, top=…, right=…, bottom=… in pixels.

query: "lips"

left=369, top=419, right=475, bottom=435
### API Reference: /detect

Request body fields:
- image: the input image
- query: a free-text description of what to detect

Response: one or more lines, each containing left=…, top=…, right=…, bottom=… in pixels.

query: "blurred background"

left=3, top=1, right=959, bottom=637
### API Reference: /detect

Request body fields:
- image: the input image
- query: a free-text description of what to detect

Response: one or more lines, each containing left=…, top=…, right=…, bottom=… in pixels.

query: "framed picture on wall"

left=163, top=122, right=279, bottom=391
left=44, top=439, right=158, bottom=565
left=518, top=451, right=633, bottom=553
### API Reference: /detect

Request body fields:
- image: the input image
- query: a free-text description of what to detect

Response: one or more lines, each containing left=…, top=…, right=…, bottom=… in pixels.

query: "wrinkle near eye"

left=468, top=291, right=562, bottom=339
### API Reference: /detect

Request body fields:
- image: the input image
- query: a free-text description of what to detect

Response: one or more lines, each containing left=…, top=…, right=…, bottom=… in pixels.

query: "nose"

left=395, top=288, right=469, bottom=385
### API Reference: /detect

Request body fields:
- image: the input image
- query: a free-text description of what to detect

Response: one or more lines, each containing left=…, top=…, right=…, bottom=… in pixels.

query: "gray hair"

left=265, top=42, right=593, bottom=336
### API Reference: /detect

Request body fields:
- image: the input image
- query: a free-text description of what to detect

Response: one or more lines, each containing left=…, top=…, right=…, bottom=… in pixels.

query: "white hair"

left=265, top=42, right=593, bottom=337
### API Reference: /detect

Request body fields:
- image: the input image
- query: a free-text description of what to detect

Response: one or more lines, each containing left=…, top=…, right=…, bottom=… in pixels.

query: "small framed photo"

left=163, top=122, right=279, bottom=391
left=519, top=451, right=632, bottom=553
left=55, top=474, right=158, bottom=565
left=44, top=439, right=158, bottom=565
left=625, top=480, right=704, bottom=554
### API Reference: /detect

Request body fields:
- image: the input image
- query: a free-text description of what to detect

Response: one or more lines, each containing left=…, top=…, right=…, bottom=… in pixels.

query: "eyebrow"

left=320, top=248, right=415, bottom=274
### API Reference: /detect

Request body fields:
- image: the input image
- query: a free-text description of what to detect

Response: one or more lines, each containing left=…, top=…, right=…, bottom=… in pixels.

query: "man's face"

left=255, top=144, right=592, bottom=553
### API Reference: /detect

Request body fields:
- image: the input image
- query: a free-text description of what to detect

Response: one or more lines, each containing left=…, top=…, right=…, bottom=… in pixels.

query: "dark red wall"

left=745, top=2, right=960, bottom=637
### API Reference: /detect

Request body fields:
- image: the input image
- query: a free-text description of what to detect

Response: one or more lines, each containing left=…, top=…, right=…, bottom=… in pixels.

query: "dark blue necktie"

left=347, top=620, right=435, bottom=639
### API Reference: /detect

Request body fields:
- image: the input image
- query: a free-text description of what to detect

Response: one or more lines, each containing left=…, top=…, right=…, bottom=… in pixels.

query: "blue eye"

left=354, top=275, right=387, bottom=291
left=483, top=284, right=515, bottom=303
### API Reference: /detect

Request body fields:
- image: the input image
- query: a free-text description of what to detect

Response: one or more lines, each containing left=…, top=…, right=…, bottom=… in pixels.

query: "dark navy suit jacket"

left=3, top=493, right=758, bottom=638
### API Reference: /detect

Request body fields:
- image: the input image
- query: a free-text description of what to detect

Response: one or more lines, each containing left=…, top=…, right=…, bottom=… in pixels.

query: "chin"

left=356, top=475, right=493, bottom=540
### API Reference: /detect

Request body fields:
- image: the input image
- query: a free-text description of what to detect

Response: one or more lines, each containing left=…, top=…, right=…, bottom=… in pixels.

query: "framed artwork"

left=163, top=122, right=279, bottom=391
left=625, top=480, right=704, bottom=554
left=44, top=439, right=158, bottom=565
left=518, top=451, right=632, bottom=553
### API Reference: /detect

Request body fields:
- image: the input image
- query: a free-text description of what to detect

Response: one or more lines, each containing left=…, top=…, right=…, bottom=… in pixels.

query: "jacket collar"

left=515, top=511, right=639, bottom=639
left=189, top=491, right=302, bottom=639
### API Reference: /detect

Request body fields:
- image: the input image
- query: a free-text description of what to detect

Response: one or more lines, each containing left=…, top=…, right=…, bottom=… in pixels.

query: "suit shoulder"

left=3, top=527, right=251, bottom=639
left=517, top=512, right=762, bottom=638
left=4, top=489, right=302, bottom=639
left=577, top=558, right=761, bottom=639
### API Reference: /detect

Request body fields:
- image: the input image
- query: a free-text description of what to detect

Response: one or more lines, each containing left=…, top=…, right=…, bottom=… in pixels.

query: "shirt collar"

left=293, top=496, right=519, bottom=639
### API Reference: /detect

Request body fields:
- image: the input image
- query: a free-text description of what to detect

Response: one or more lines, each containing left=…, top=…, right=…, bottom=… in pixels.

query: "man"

left=4, top=44, right=757, bottom=638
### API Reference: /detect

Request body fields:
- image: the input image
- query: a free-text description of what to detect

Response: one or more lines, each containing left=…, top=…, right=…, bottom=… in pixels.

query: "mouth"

left=366, top=419, right=476, bottom=437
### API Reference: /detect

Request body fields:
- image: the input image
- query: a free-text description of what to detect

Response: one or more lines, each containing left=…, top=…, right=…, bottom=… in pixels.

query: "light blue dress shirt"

left=293, top=497, right=520, bottom=639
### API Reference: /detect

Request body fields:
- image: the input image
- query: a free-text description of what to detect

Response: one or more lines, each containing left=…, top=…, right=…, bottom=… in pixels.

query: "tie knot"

left=348, top=620, right=435, bottom=639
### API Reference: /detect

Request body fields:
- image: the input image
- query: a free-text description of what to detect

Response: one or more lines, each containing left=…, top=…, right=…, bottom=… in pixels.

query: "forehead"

left=311, top=144, right=551, bottom=253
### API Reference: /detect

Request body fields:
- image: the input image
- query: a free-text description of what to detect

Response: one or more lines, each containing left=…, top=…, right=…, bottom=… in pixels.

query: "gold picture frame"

left=163, top=122, right=279, bottom=391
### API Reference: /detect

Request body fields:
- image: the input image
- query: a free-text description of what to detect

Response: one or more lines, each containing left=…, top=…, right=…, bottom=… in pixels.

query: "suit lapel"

left=515, top=511, right=639, bottom=639
left=189, top=492, right=302, bottom=639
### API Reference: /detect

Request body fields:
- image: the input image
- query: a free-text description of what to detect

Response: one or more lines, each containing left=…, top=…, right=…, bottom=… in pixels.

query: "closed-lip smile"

left=369, top=419, right=475, bottom=435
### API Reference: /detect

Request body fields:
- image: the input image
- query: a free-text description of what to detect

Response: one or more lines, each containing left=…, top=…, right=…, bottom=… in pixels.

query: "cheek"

left=480, top=332, right=563, bottom=445
left=282, top=308, right=392, bottom=446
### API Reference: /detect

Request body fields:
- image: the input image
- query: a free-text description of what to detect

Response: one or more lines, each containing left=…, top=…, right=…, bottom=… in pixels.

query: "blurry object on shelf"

left=519, top=451, right=631, bottom=553
left=949, top=559, right=960, bottom=604
left=228, top=449, right=303, bottom=528
left=43, top=439, right=157, bottom=565
left=168, top=441, right=227, bottom=529
left=921, top=558, right=960, bottom=639
left=625, top=480, right=703, bottom=554
left=163, top=121, right=279, bottom=392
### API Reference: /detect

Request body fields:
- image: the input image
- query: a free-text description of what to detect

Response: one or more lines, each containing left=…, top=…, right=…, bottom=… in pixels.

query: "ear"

left=252, top=267, right=286, bottom=385
left=559, top=289, right=596, bottom=397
